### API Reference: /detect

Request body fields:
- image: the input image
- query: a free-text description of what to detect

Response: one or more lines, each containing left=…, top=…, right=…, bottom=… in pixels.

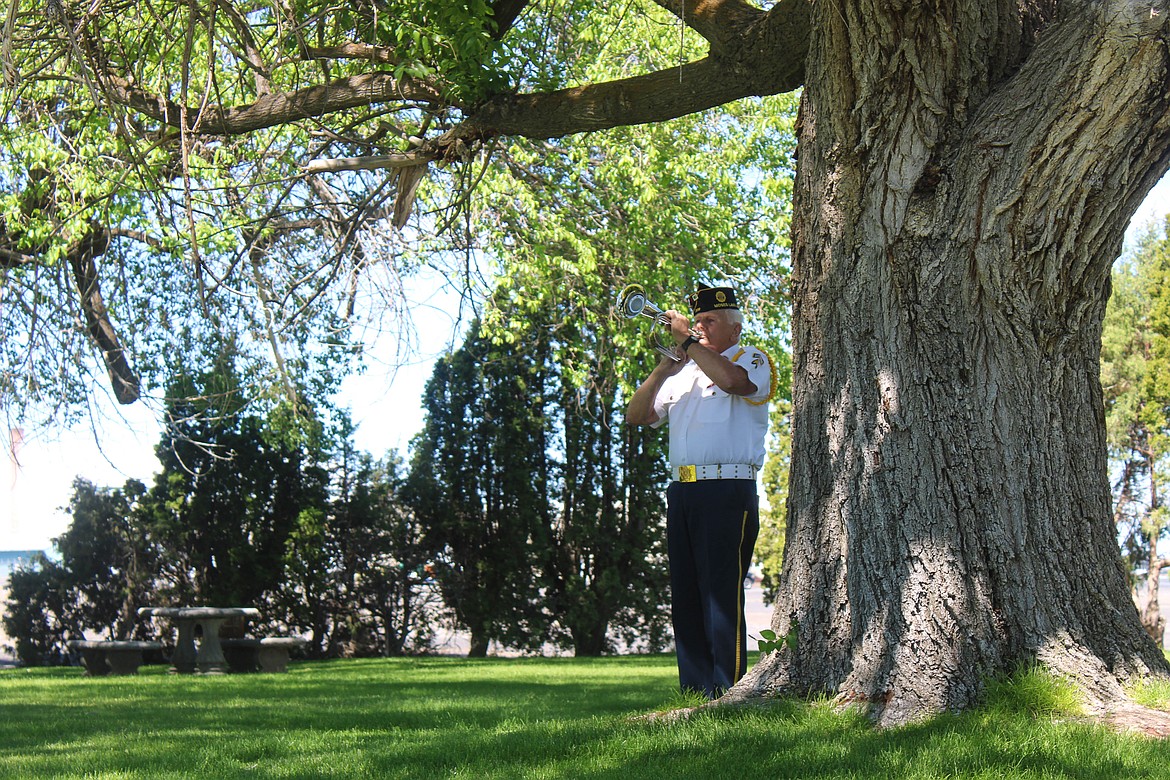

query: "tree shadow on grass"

left=1, top=659, right=1166, bottom=779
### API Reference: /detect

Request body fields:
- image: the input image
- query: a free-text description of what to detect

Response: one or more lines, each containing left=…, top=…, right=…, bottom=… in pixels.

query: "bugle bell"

left=617, top=283, right=683, bottom=362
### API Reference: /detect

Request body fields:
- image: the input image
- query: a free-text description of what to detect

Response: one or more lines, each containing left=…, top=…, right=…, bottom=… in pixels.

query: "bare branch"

left=108, top=227, right=165, bottom=250
left=305, top=151, right=431, bottom=174
left=66, top=225, right=141, bottom=405
left=305, top=43, right=403, bottom=65
left=218, top=0, right=273, bottom=96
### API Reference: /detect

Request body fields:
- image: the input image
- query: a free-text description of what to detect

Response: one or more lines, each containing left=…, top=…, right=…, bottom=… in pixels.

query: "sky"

left=5, top=176, right=1170, bottom=553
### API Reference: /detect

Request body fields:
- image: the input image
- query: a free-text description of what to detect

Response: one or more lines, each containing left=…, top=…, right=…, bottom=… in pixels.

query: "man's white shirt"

left=651, top=343, right=771, bottom=472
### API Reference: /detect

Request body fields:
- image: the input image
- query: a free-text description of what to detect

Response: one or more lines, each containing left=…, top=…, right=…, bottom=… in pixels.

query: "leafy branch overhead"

left=42, top=1, right=807, bottom=151
left=0, top=0, right=805, bottom=412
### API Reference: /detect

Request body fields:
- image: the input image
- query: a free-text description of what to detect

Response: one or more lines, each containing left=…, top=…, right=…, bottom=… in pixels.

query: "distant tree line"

left=1, top=324, right=674, bottom=665
left=11, top=210, right=1170, bottom=667
left=2, top=366, right=436, bottom=665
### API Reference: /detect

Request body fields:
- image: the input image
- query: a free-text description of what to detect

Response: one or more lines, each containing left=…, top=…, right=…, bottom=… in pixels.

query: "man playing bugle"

left=625, top=285, right=773, bottom=699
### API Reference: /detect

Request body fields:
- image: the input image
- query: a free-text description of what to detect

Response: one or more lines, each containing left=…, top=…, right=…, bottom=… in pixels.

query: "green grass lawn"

left=1, top=653, right=1167, bottom=779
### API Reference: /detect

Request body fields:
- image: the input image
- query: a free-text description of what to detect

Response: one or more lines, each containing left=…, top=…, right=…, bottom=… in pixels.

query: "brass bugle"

left=617, top=283, right=683, bottom=362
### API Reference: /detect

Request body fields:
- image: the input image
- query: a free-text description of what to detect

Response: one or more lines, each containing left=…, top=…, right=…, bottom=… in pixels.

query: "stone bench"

left=220, top=637, right=262, bottom=673
left=66, top=640, right=163, bottom=676
left=220, top=636, right=306, bottom=673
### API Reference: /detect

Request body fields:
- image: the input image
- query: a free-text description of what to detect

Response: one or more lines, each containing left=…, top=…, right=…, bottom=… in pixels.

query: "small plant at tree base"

left=757, top=617, right=799, bottom=654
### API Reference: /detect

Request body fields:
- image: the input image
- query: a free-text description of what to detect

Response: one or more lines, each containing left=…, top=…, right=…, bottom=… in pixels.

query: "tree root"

left=636, top=681, right=1170, bottom=739
left=634, top=705, right=701, bottom=724
left=1090, top=700, right=1170, bottom=738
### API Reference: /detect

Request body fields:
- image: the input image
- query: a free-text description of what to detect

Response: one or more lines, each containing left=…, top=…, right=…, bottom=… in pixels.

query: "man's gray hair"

left=725, top=309, right=744, bottom=326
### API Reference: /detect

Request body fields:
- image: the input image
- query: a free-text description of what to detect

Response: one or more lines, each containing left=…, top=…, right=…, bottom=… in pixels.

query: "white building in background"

left=2, top=427, right=56, bottom=561
left=2, top=428, right=42, bottom=652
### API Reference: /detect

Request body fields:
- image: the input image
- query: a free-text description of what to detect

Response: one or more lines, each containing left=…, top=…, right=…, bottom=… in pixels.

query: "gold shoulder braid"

left=732, top=347, right=776, bottom=407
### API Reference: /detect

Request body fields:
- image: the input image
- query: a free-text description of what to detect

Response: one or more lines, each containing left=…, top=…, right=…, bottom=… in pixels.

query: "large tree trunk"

left=729, top=1, right=1170, bottom=725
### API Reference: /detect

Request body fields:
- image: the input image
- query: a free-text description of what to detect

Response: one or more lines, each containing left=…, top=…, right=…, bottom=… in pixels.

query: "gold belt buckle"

left=678, top=465, right=697, bottom=483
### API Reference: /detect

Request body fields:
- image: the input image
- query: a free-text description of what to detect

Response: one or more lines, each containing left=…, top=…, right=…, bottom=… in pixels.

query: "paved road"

left=744, top=580, right=774, bottom=642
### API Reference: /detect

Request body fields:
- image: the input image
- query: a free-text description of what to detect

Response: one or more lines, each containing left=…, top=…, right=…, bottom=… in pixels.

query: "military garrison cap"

left=688, top=286, right=738, bottom=315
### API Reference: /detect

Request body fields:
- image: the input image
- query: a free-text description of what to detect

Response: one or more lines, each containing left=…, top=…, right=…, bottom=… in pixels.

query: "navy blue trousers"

left=666, top=479, right=759, bottom=698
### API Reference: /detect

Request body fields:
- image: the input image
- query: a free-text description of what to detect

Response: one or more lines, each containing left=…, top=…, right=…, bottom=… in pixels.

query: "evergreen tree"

left=54, top=478, right=155, bottom=639
left=407, top=321, right=552, bottom=656
left=3, top=373, right=447, bottom=663
left=2, top=555, right=77, bottom=666
left=142, top=367, right=330, bottom=613
left=544, top=322, right=671, bottom=655
left=1102, top=220, right=1170, bottom=645
left=350, top=454, right=442, bottom=657
left=280, top=435, right=439, bottom=657
left=2, top=479, right=154, bottom=664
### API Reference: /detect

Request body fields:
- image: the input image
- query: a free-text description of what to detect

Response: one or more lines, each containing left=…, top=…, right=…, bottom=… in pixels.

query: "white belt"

left=673, top=464, right=758, bottom=482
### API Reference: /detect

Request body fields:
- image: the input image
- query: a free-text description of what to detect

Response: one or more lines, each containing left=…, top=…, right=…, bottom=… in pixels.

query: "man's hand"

left=664, top=310, right=695, bottom=346
left=658, top=349, right=688, bottom=373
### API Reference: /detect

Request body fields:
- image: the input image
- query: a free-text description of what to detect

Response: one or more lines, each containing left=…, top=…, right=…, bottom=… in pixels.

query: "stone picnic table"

left=137, top=606, right=260, bottom=674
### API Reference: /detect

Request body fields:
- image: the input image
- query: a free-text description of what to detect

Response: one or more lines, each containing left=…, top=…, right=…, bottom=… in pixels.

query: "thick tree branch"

left=100, top=71, right=450, bottom=135
left=94, top=1, right=808, bottom=148
left=453, top=58, right=748, bottom=139
left=80, top=0, right=809, bottom=227
left=305, top=151, right=429, bottom=173
left=66, top=225, right=141, bottom=405
left=305, top=42, right=419, bottom=67
left=0, top=245, right=38, bottom=267
left=436, top=49, right=803, bottom=151
left=108, top=226, right=164, bottom=250
left=434, top=0, right=809, bottom=149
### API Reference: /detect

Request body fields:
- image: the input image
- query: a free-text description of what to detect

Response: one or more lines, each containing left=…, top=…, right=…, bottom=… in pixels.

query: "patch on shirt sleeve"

left=745, top=348, right=776, bottom=406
